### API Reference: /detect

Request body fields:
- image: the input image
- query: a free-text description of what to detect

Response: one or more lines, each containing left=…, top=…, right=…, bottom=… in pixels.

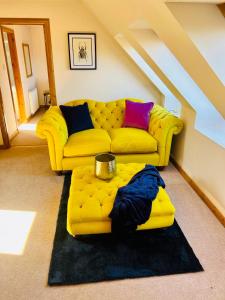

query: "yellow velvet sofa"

left=36, top=98, right=183, bottom=171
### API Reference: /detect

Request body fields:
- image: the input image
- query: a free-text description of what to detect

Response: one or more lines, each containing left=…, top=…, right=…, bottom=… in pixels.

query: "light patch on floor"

left=0, top=210, right=36, bottom=255
left=18, top=123, right=36, bottom=131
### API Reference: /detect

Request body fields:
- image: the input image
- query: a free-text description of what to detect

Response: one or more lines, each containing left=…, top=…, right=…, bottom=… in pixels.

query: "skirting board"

left=0, top=144, right=7, bottom=149
left=170, top=157, right=225, bottom=227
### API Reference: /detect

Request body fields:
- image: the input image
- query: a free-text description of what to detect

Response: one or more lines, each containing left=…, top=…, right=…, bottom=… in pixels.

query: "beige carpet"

left=0, top=146, right=225, bottom=300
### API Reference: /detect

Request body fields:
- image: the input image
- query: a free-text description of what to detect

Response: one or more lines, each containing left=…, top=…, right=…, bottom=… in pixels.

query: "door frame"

left=1, top=25, right=26, bottom=124
left=0, top=18, right=57, bottom=148
left=0, top=88, right=10, bottom=148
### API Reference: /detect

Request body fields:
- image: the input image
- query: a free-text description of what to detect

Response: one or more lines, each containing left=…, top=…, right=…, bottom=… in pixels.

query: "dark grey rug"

left=48, top=174, right=203, bottom=286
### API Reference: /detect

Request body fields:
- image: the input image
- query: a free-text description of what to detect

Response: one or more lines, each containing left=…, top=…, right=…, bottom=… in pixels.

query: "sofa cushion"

left=110, top=128, right=157, bottom=154
left=64, top=129, right=111, bottom=157
left=123, top=100, right=154, bottom=130
left=60, top=103, right=94, bottom=136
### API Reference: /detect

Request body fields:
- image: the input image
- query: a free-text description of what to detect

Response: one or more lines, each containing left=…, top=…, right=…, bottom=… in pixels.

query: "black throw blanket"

left=109, top=165, right=165, bottom=235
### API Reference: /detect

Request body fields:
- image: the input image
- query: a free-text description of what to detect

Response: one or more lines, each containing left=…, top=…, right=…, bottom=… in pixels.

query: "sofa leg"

left=157, top=166, right=165, bottom=171
left=55, top=171, right=63, bottom=176
left=55, top=170, right=72, bottom=176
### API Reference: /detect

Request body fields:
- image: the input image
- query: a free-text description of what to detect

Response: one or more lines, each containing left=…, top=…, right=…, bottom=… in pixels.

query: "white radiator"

left=29, top=88, right=39, bottom=115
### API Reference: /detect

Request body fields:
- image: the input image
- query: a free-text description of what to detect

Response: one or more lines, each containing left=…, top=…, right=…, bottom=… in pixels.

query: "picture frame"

left=68, top=33, right=97, bottom=70
left=22, top=43, right=32, bottom=77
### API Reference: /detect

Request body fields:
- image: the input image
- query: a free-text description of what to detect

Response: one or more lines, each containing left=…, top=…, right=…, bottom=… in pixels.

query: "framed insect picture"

left=68, top=33, right=97, bottom=70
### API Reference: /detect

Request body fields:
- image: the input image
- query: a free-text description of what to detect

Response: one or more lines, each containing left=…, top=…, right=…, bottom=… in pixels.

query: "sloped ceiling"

left=82, top=0, right=225, bottom=118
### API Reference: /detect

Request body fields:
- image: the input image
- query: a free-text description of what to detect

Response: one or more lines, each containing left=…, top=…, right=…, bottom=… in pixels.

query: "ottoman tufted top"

left=67, top=163, right=175, bottom=226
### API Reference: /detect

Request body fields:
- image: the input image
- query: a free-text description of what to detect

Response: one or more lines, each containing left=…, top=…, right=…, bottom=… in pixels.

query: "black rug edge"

left=48, top=267, right=204, bottom=286
left=48, top=174, right=204, bottom=286
left=47, top=174, right=71, bottom=285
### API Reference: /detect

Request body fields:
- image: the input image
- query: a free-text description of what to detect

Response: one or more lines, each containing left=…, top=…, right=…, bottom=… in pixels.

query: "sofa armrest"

left=149, top=105, right=183, bottom=166
left=36, top=106, right=68, bottom=171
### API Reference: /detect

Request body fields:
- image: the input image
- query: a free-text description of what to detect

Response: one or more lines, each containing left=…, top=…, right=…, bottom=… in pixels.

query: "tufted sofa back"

left=65, top=98, right=143, bottom=131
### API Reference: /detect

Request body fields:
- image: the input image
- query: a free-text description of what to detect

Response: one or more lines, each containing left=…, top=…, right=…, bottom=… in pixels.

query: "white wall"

left=172, top=105, right=225, bottom=213
left=29, top=26, right=49, bottom=105
left=0, top=0, right=161, bottom=106
left=51, top=2, right=160, bottom=103
left=168, top=3, right=225, bottom=85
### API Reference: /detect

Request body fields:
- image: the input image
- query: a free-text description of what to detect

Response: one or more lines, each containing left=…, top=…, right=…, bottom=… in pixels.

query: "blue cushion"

left=60, top=103, right=94, bottom=136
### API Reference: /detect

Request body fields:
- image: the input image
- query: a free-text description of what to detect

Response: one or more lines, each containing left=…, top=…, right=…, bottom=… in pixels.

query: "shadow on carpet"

left=48, top=174, right=203, bottom=286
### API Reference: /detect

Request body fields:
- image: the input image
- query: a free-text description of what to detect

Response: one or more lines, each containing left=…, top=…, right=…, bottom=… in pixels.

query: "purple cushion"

left=123, top=100, right=154, bottom=130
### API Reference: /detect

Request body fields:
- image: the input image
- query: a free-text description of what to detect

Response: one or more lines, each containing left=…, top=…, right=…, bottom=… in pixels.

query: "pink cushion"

left=123, top=100, right=154, bottom=130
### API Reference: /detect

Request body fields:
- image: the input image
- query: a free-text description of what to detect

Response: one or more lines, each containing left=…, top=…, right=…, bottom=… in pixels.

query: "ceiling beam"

left=123, top=30, right=192, bottom=110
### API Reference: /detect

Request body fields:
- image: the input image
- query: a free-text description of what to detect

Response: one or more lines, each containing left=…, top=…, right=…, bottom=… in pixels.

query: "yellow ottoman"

left=67, top=163, right=175, bottom=236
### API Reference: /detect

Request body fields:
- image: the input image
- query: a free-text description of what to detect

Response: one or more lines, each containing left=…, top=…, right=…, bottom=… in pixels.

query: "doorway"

left=0, top=18, right=56, bottom=148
